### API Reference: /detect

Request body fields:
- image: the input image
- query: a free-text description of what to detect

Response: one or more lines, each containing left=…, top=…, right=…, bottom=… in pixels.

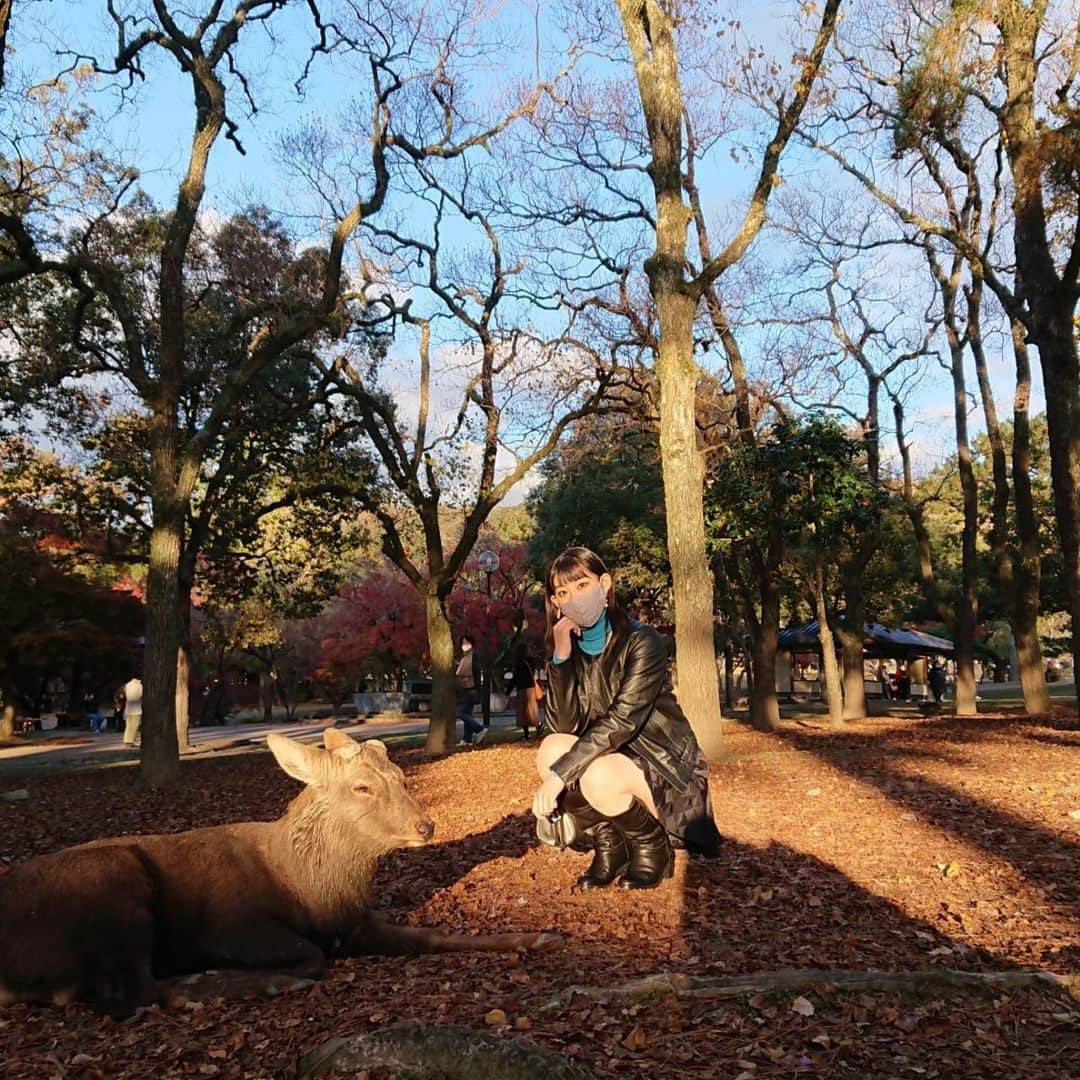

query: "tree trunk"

left=1036, top=328, right=1080, bottom=711
left=0, top=704, right=14, bottom=739
left=1009, top=317, right=1050, bottom=713
left=814, top=562, right=843, bottom=728
left=838, top=561, right=868, bottom=721
left=655, top=292, right=724, bottom=757
left=723, top=642, right=735, bottom=710
left=617, top=0, right=723, bottom=759
left=141, top=508, right=183, bottom=787
left=1000, top=10, right=1080, bottom=713
left=260, top=670, right=274, bottom=725
left=750, top=564, right=781, bottom=732
left=424, top=592, right=457, bottom=753
left=949, top=332, right=979, bottom=717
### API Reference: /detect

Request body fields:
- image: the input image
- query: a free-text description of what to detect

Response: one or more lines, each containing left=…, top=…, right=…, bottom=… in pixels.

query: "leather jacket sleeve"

left=541, top=659, right=582, bottom=736
left=549, top=629, right=668, bottom=785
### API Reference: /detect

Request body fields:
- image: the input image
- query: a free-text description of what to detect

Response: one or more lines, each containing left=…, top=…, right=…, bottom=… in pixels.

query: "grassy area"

left=974, top=681, right=1076, bottom=706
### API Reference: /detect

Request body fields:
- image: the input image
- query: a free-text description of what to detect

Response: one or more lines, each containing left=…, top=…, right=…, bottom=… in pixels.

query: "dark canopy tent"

left=778, top=620, right=955, bottom=659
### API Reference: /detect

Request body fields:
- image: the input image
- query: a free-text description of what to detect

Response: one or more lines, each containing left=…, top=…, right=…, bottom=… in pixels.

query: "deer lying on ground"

left=0, top=728, right=558, bottom=1013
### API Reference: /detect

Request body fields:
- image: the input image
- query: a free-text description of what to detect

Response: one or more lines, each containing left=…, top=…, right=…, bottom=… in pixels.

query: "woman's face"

left=552, top=570, right=612, bottom=611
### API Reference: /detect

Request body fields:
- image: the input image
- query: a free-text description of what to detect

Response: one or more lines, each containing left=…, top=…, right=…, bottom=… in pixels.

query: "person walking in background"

left=83, top=689, right=103, bottom=734
left=454, top=635, right=486, bottom=746
left=511, top=642, right=539, bottom=740
left=122, top=675, right=143, bottom=748
left=928, top=659, right=947, bottom=704
left=877, top=660, right=892, bottom=700
left=533, top=547, right=721, bottom=891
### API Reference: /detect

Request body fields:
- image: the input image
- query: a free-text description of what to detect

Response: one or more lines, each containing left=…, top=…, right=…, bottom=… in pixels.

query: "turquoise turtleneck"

left=553, top=612, right=610, bottom=663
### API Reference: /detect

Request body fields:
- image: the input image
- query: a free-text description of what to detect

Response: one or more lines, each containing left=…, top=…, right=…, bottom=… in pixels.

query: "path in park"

left=0, top=710, right=523, bottom=777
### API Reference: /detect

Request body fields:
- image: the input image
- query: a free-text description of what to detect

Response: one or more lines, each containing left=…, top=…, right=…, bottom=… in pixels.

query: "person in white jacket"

left=122, top=676, right=143, bottom=747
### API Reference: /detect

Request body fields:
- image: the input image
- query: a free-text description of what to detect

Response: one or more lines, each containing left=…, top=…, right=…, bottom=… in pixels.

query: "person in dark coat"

left=454, top=634, right=486, bottom=745
left=928, top=660, right=947, bottom=704
left=511, top=643, right=539, bottom=740
left=532, top=547, right=721, bottom=891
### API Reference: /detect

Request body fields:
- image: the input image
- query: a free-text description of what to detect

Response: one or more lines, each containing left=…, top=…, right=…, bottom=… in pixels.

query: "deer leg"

left=341, top=913, right=564, bottom=957
left=195, top=920, right=328, bottom=979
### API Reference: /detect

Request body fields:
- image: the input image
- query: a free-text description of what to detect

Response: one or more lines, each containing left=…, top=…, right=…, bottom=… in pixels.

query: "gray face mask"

left=559, top=583, right=608, bottom=629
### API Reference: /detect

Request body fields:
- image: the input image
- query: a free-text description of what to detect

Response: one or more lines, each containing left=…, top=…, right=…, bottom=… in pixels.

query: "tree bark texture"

left=838, top=562, right=867, bottom=722
left=814, top=562, right=844, bottom=727
left=424, top=592, right=457, bottom=754
left=750, top=552, right=782, bottom=732
left=1000, top=9, right=1080, bottom=711
left=141, top=503, right=183, bottom=786
left=1009, top=319, right=1050, bottom=713
left=947, top=330, right=979, bottom=717
left=617, top=0, right=723, bottom=757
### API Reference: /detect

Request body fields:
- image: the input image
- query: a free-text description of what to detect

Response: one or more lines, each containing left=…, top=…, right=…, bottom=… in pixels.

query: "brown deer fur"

left=0, top=729, right=557, bottom=1012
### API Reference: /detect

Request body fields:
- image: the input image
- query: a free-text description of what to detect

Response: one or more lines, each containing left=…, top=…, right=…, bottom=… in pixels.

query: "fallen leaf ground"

left=1, top=710, right=1078, bottom=1078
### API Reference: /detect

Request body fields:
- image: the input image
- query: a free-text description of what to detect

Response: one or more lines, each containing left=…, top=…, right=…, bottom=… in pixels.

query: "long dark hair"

left=544, top=546, right=629, bottom=654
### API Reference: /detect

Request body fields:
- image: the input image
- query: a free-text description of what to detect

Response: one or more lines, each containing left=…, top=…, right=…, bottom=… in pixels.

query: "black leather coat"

left=544, top=619, right=701, bottom=791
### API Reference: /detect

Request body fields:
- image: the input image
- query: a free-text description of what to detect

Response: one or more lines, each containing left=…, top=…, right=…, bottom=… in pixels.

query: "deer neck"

left=273, top=792, right=383, bottom=932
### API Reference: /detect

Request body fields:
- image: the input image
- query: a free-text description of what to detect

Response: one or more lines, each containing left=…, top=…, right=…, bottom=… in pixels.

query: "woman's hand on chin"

left=552, top=615, right=580, bottom=661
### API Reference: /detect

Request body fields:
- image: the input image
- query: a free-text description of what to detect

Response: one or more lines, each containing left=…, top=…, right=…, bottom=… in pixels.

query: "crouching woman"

left=532, top=547, right=721, bottom=890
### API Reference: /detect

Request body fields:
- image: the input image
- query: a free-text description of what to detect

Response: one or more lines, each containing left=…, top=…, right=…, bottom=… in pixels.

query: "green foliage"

left=525, top=413, right=671, bottom=622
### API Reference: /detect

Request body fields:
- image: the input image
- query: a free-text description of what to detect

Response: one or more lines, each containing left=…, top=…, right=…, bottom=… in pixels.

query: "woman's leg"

left=579, top=754, right=658, bottom=818
left=536, top=735, right=657, bottom=818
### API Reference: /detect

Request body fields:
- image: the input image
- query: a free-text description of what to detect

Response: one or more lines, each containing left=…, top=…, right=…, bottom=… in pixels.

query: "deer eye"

left=352, top=783, right=373, bottom=796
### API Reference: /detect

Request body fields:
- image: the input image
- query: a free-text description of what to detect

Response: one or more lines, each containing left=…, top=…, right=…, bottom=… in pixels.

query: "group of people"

left=455, top=545, right=722, bottom=891
left=82, top=677, right=144, bottom=746
left=454, top=637, right=542, bottom=745
left=877, top=659, right=949, bottom=703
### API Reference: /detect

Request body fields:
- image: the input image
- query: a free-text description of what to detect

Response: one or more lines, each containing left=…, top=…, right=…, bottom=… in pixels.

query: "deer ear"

left=361, top=739, right=389, bottom=760
left=323, top=727, right=357, bottom=752
left=267, top=733, right=327, bottom=786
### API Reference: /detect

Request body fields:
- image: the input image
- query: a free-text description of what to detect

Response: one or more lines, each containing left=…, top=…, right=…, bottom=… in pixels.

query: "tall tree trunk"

left=814, top=560, right=843, bottom=728
left=723, top=642, right=735, bottom=710
left=141, top=500, right=182, bottom=787
left=0, top=0, right=12, bottom=89
left=894, top=395, right=948, bottom=621
left=0, top=704, right=15, bottom=739
left=1000, top=11, right=1080, bottom=714
left=947, top=329, right=979, bottom=717
left=424, top=591, right=457, bottom=753
left=655, top=291, right=723, bottom=757
left=1036, top=328, right=1080, bottom=710
left=1010, top=317, right=1049, bottom=713
left=750, top=555, right=782, bottom=732
left=617, top=0, right=723, bottom=759
left=837, top=561, right=867, bottom=722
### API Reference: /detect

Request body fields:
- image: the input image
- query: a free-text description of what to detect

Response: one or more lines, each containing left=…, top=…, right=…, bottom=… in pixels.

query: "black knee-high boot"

left=575, top=818, right=631, bottom=890
left=609, top=800, right=674, bottom=889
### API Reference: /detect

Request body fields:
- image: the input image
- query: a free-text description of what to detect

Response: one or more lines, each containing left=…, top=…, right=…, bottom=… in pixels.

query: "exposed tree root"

left=543, top=967, right=1080, bottom=1009
left=299, top=1020, right=597, bottom=1079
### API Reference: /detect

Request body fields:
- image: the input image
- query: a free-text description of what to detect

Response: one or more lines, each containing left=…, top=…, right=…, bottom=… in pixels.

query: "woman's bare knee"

left=536, top=733, right=577, bottom=777
left=580, top=755, right=655, bottom=817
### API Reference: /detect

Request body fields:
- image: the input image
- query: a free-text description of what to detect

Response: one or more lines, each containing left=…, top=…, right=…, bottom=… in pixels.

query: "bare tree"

left=806, top=0, right=1074, bottom=710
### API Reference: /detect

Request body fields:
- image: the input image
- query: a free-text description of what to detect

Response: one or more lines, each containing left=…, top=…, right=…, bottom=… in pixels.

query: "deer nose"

left=416, top=819, right=435, bottom=841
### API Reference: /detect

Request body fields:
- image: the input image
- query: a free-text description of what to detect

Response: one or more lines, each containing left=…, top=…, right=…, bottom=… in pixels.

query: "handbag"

left=533, top=682, right=544, bottom=702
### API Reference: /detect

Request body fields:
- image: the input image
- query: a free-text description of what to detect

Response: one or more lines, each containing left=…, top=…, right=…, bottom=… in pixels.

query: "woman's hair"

left=460, top=633, right=475, bottom=647
left=544, top=546, right=629, bottom=653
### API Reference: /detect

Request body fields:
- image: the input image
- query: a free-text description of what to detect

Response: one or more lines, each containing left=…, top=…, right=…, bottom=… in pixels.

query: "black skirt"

left=629, top=748, right=721, bottom=856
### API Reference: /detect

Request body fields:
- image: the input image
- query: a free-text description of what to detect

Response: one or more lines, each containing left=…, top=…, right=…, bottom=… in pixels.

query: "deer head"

left=267, top=728, right=435, bottom=853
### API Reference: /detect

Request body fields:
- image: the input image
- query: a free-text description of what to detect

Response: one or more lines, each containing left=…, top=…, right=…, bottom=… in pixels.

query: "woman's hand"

left=532, top=772, right=566, bottom=819
left=552, top=615, right=580, bottom=661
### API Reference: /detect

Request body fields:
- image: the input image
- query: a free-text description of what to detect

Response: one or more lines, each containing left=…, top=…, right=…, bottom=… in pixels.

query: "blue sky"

left=7, top=0, right=1040, bottom=485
